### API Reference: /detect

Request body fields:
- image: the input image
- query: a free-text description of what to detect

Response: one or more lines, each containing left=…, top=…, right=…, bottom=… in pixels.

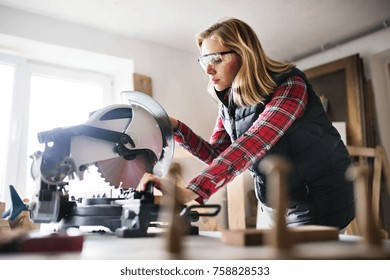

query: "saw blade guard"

left=94, top=91, right=174, bottom=188
left=120, top=91, right=175, bottom=178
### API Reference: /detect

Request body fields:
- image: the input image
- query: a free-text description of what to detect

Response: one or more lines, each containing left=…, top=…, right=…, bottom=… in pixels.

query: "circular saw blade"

left=96, top=152, right=155, bottom=189
left=95, top=91, right=175, bottom=189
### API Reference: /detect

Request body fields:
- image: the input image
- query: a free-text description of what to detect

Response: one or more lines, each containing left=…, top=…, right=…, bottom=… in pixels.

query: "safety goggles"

left=197, top=51, right=236, bottom=70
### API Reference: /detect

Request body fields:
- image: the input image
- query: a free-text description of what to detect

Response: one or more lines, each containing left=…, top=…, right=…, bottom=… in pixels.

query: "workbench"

left=0, top=230, right=388, bottom=260
left=1, top=230, right=390, bottom=280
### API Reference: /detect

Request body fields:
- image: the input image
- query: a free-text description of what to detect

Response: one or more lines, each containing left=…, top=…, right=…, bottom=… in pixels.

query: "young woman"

left=140, top=18, right=355, bottom=229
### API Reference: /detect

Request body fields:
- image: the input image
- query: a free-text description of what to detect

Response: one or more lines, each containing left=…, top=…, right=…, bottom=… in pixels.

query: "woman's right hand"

left=138, top=173, right=199, bottom=204
left=169, top=117, right=179, bottom=131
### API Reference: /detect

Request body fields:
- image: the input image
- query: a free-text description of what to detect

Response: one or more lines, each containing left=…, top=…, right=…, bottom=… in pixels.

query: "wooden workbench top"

left=1, top=231, right=388, bottom=260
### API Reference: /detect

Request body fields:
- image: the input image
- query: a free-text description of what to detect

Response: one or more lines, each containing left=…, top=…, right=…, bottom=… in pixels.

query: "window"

left=28, top=74, right=105, bottom=152
left=0, top=63, right=15, bottom=196
left=0, top=55, right=114, bottom=204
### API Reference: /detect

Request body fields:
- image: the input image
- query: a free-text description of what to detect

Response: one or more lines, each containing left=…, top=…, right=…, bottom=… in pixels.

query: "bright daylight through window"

left=27, top=74, right=112, bottom=199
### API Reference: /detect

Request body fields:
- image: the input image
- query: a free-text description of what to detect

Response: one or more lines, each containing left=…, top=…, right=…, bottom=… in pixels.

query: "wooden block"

left=0, top=231, right=84, bottom=253
left=21, top=232, right=84, bottom=253
left=9, top=211, right=40, bottom=231
left=133, top=73, right=152, bottom=96
left=221, top=225, right=339, bottom=246
left=0, top=219, right=11, bottom=233
left=221, top=228, right=269, bottom=246
left=0, top=202, right=5, bottom=215
left=289, top=225, right=339, bottom=243
left=0, top=202, right=11, bottom=233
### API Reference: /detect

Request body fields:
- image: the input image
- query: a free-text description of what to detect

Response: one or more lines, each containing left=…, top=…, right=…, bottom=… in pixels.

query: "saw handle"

left=184, top=204, right=222, bottom=218
left=145, top=181, right=155, bottom=193
left=140, top=182, right=155, bottom=203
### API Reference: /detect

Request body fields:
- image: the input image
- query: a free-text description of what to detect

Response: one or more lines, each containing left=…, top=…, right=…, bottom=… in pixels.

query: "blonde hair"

left=197, top=18, right=295, bottom=107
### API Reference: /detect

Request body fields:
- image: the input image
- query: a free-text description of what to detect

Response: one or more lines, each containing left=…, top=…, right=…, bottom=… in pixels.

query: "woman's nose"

left=206, top=64, right=215, bottom=74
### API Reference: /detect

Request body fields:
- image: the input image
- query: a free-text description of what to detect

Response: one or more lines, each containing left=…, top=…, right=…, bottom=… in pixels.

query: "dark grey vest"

left=218, top=68, right=355, bottom=228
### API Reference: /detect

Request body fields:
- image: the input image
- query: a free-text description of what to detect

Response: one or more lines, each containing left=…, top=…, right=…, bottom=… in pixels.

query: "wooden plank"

left=221, top=229, right=267, bottom=246
left=347, top=145, right=376, bottom=157
left=0, top=202, right=11, bottom=233
left=221, top=226, right=339, bottom=246
left=379, top=145, right=390, bottom=196
left=226, top=174, right=246, bottom=230
left=305, top=54, right=367, bottom=146
left=0, top=202, right=5, bottom=215
left=133, top=73, right=153, bottom=96
left=372, top=148, right=383, bottom=225
left=378, top=145, right=390, bottom=237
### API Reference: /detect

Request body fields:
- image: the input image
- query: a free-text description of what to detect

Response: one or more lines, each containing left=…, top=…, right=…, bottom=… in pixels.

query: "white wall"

left=0, top=6, right=216, bottom=138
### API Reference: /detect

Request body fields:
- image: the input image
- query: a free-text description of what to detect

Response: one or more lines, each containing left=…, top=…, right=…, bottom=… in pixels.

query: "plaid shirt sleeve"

left=174, top=114, right=232, bottom=164
left=175, top=76, right=308, bottom=204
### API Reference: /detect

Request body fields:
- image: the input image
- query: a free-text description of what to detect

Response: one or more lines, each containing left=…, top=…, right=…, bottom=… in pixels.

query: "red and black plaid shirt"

left=174, top=76, right=308, bottom=204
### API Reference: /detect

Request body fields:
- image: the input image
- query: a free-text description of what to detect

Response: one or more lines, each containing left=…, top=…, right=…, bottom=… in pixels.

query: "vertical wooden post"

left=346, top=165, right=381, bottom=246
left=259, top=156, right=292, bottom=250
left=227, top=174, right=246, bottom=229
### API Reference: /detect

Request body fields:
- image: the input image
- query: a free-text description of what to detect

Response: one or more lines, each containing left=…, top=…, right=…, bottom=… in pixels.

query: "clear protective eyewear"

left=197, top=51, right=236, bottom=70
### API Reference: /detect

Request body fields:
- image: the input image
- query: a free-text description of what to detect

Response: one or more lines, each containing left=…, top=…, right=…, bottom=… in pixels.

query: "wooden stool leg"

left=159, top=181, right=185, bottom=259
left=259, top=155, right=292, bottom=250
left=346, top=165, right=381, bottom=246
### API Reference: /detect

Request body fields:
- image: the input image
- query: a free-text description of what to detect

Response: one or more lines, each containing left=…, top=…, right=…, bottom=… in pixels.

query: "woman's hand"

left=138, top=173, right=199, bottom=204
left=169, top=117, right=179, bottom=131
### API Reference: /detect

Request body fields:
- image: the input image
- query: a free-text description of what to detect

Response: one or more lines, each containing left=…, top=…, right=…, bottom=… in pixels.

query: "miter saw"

left=28, top=91, right=220, bottom=237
